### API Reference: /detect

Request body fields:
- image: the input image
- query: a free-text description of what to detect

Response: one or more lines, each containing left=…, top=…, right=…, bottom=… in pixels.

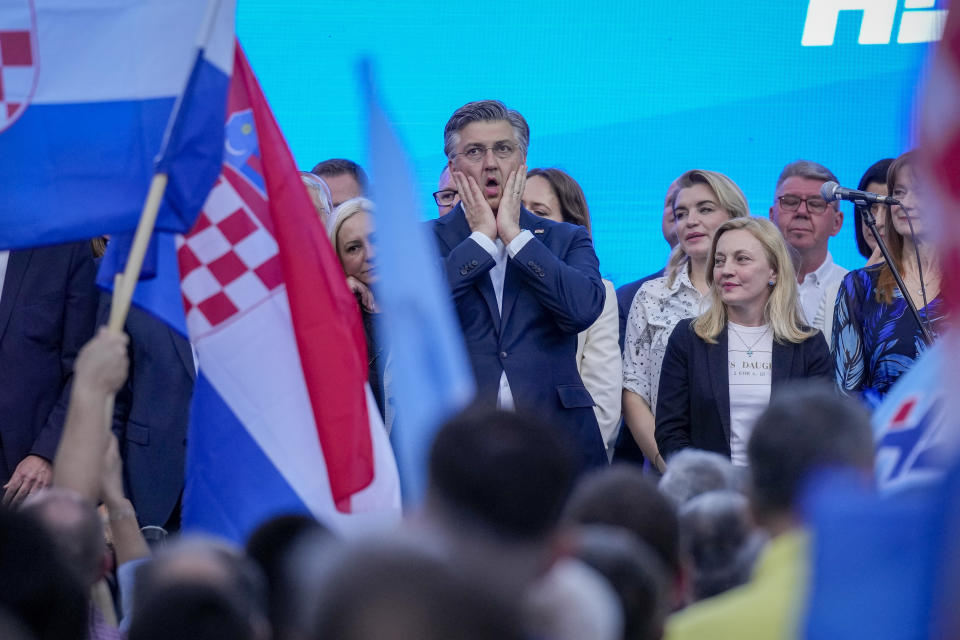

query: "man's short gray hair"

left=658, top=449, right=741, bottom=507
left=443, top=100, right=530, bottom=159
left=775, top=160, right=839, bottom=191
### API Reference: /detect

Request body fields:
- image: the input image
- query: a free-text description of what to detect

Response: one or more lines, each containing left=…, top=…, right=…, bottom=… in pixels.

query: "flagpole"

left=107, top=173, right=168, bottom=332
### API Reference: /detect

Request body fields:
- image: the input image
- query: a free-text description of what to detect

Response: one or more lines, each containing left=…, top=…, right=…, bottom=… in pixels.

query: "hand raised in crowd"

left=2, top=454, right=52, bottom=507
left=347, top=275, right=378, bottom=313
left=496, top=165, right=526, bottom=245
left=101, top=433, right=126, bottom=509
left=452, top=170, right=498, bottom=241
left=101, top=431, right=151, bottom=565
left=75, top=326, right=130, bottom=396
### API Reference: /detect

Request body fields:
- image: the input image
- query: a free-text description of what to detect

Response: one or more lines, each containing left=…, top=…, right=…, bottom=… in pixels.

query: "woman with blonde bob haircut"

left=327, top=197, right=388, bottom=423
left=622, top=169, right=749, bottom=472
left=655, top=217, right=832, bottom=467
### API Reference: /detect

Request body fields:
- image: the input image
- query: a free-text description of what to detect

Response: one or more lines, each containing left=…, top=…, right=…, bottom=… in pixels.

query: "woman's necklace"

left=729, top=324, right=769, bottom=358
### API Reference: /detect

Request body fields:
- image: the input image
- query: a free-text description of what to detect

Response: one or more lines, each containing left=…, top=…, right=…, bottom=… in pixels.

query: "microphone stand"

left=857, top=198, right=935, bottom=346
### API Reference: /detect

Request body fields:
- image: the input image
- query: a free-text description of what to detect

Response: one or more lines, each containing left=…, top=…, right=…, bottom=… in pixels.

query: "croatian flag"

left=179, top=45, right=400, bottom=542
left=0, top=0, right=234, bottom=248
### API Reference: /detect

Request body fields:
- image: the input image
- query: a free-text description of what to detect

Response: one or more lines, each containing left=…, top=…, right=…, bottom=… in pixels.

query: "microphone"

left=820, top=181, right=900, bottom=206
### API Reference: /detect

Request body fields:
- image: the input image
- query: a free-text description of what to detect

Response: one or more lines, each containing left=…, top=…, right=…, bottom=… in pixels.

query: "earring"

left=768, top=279, right=776, bottom=286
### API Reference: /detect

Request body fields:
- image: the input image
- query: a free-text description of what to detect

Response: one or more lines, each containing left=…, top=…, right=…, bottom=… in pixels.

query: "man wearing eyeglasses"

left=768, top=160, right=848, bottom=334
left=431, top=100, right=607, bottom=470
left=433, top=167, right=460, bottom=216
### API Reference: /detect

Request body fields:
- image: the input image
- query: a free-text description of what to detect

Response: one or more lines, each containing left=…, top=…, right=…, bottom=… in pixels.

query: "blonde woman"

left=327, top=198, right=386, bottom=422
left=622, top=170, right=749, bottom=472
left=655, top=217, right=831, bottom=467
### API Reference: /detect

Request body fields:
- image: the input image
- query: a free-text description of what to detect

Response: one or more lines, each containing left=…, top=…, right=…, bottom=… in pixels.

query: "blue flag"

left=802, top=342, right=960, bottom=638
left=362, top=60, right=475, bottom=505
left=0, top=0, right=235, bottom=249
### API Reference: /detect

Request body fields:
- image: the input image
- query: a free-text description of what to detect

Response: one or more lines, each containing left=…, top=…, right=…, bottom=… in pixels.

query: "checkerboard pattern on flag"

left=178, top=43, right=400, bottom=542
left=0, top=6, right=36, bottom=131
left=178, top=175, right=284, bottom=335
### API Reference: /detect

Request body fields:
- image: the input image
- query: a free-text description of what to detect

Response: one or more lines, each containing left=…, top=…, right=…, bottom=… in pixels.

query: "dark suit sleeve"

left=655, top=321, right=693, bottom=459
left=442, top=235, right=497, bottom=299
left=510, top=227, right=605, bottom=333
left=804, top=330, right=833, bottom=381
left=29, top=243, right=99, bottom=461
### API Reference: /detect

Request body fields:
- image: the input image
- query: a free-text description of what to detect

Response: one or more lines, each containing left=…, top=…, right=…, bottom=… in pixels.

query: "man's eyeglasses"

left=451, top=142, right=517, bottom=163
left=433, top=189, right=458, bottom=206
left=777, top=195, right=830, bottom=215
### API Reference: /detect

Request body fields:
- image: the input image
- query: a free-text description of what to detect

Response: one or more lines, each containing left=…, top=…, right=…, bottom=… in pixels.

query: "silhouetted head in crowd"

left=0, top=608, right=34, bottom=640
left=569, top=525, right=671, bottom=640
left=426, top=407, right=578, bottom=542
left=20, top=487, right=108, bottom=587
left=128, top=583, right=257, bottom=640
left=0, top=506, right=88, bottom=640
left=132, top=537, right=270, bottom=640
left=311, top=158, right=368, bottom=208
left=748, top=381, right=874, bottom=535
left=659, top=449, right=741, bottom=507
left=563, top=465, right=681, bottom=584
left=246, top=514, right=330, bottom=640
left=854, top=158, right=894, bottom=259
left=678, top=490, right=763, bottom=602
left=307, top=540, right=525, bottom=640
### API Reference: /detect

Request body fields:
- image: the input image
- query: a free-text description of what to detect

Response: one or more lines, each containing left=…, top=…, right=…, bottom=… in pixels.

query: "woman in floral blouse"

left=832, top=151, right=946, bottom=406
left=622, top=170, right=749, bottom=472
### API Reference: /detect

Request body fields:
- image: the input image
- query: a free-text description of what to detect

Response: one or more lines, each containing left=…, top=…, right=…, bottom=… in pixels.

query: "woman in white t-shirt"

left=654, top=217, right=832, bottom=467
left=622, top=170, right=749, bottom=472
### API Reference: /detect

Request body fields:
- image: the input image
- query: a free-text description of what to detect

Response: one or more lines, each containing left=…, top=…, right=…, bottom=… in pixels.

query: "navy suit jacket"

left=0, top=243, right=98, bottom=480
left=431, top=205, right=608, bottom=469
left=611, top=268, right=664, bottom=466
left=655, top=318, right=832, bottom=460
left=98, top=298, right=195, bottom=528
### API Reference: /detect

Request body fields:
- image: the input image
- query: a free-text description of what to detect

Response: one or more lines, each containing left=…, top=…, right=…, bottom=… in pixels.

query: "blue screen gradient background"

left=237, top=0, right=942, bottom=287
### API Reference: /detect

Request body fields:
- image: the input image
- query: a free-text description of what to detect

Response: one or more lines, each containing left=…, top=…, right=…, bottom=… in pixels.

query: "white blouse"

left=622, top=267, right=708, bottom=415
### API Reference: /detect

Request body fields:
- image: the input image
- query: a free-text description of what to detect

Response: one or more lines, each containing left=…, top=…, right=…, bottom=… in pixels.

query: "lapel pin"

left=534, top=228, right=544, bottom=234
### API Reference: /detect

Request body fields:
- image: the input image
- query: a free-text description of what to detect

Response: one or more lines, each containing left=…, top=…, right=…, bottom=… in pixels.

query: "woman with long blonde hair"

left=655, top=217, right=832, bottom=467
left=622, top=169, right=749, bottom=472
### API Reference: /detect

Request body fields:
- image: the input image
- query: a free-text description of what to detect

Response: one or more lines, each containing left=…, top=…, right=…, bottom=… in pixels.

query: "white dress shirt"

left=469, top=229, right=534, bottom=410
left=797, top=252, right=847, bottom=331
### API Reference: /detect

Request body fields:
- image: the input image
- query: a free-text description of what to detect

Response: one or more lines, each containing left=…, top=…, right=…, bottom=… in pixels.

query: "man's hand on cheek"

left=497, top=165, right=526, bottom=245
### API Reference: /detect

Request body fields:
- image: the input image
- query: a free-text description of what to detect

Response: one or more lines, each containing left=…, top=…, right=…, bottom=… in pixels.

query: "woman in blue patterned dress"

left=832, top=151, right=947, bottom=405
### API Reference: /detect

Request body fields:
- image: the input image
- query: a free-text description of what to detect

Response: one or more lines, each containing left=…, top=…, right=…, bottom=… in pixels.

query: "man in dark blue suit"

left=99, top=300, right=195, bottom=530
left=0, top=242, right=98, bottom=505
left=431, top=100, right=607, bottom=469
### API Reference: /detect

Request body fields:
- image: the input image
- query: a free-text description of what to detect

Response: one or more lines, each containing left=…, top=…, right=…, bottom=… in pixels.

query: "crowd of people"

left=0, top=98, right=948, bottom=639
